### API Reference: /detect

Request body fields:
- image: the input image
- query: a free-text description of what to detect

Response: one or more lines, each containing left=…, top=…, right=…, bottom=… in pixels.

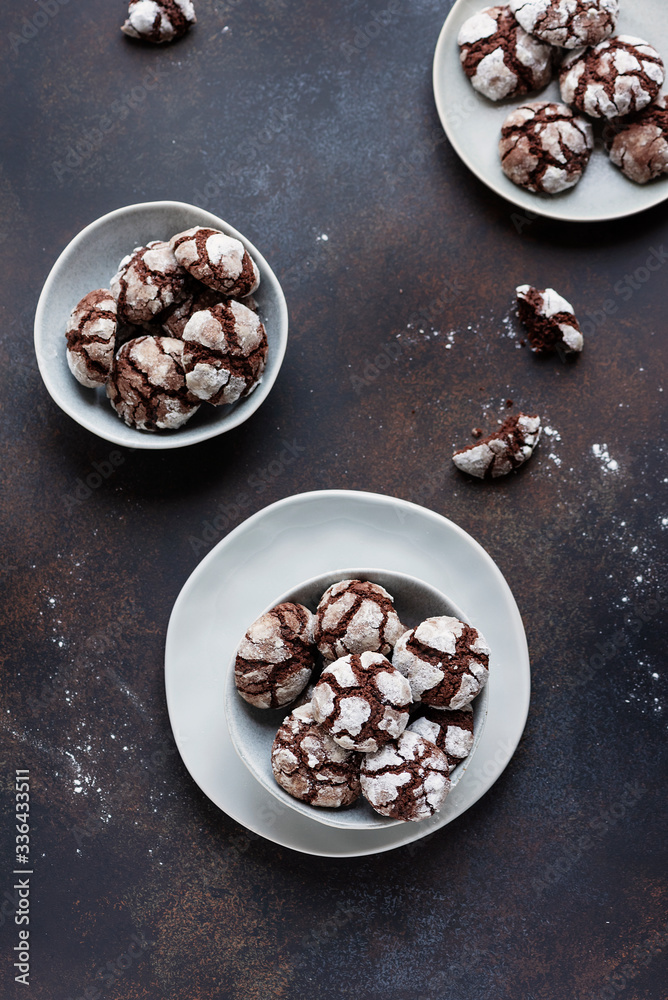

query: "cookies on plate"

left=111, top=241, right=188, bottom=326
left=393, top=616, right=490, bottom=709
left=606, top=96, right=668, bottom=183
left=458, top=5, right=553, bottom=101
left=311, top=651, right=412, bottom=753
left=106, top=335, right=200, bottom=432
left=234, top=602, right=317, bottom=709
left=271, top=703, right=362, bottom=807
left=499, top=101, right=594, bottom=193
left=314, top=579, right=406, bottom=661
left=65, top=289, right=117, bottom=388
left=510, top=0, right=618, bottom=49
left=170, top=227, right=261, bottom=298
left=182, top=300, right=268, bottom=406
left=408, top=705, right=475, bottom=773
left=560, top=36, right=665, bottom=119
left=360, top=731, right=451, bottom=822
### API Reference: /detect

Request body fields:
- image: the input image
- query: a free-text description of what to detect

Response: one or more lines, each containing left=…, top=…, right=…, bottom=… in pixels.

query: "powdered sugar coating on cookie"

left=121, top=0, right=196, bottom=44
left=182, top=300, right=268, bottom=406
left=311, top=651, right=412, bottom=753
left=516, top=284, right=583, bottom=353
left=560, top=36, right=665, bottom=120
left=408, top=706, right=474, bottom=773
left=393, top=616, right=490, bottom=709
left=499, top=101, right=593, bottom=193
left=110, top=241, right=188, bottom=326
left=458, top=6, right=553, bottom=102
left=65, top=289, right=117, bottom=388
left=271, top=703, right=362, bottom=808
left=314, top=579, right=406, bottom=661
left=511, top=0, right=618, bottom=49
left=452, top=413, right=542, bottom=479
left=360, top=730, right=451, bottom=821
left=170, top=227, right=260, bottom=298
left=106, top=335, right=200, bottom=432
left=606, top=96, right=668, bottom=184
left=234, top=602, right=316, bottom=709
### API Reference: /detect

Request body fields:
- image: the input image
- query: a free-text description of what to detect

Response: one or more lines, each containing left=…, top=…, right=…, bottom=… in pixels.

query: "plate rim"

left=164, top=489, right=532, bottom=857
left=33, top=199, right=289, bottom=450
left=432, top=0, right=668, bottom=223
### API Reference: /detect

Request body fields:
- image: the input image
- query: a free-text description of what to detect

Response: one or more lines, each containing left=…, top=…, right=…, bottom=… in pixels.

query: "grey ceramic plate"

left=433, top=0, right=668, bottom=222
left=165, top=490, right=530, bottom=857
left=224, top=568, right=489, bottom=831
left=34, top=200, right=288, bottom=449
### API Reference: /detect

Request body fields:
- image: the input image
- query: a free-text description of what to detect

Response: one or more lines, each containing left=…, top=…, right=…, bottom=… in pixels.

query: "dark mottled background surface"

left=1, top=1, right=667, bottom=997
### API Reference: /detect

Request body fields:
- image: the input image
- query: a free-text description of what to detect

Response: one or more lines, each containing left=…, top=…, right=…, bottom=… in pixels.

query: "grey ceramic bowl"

left=34, top=201, right=288, bottom=450
left=224, top=568, right=489, bottom=831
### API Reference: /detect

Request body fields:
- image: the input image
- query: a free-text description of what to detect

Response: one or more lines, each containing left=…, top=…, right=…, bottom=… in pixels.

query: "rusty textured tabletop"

left=1, top=1, right=667, bottom=998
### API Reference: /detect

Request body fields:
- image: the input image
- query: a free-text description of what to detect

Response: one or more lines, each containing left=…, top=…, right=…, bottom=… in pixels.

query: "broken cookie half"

left=516, top=285, right=584, bottom=355
left=452, top=413, right=541, bottom=479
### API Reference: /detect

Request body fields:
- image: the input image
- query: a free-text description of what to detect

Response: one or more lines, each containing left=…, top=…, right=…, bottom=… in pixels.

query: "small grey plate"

left=433, top=0, right=668, bottom=222
left=224, top=568, right=489, bottom=831
left=34, top=200, right=288, bottom=450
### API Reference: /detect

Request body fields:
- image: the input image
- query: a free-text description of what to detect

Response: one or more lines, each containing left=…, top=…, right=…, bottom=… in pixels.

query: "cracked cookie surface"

left=458, top=5, right=553, bottom=101
left=499, top=101, right=593, bottom=193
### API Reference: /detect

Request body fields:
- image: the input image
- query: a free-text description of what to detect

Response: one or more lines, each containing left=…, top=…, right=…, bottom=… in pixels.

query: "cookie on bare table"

left=516, top=284, right=583, bottom=354
left=121, top=1, right=196, bottom=44
left=452, top=413, right=542, bottom=478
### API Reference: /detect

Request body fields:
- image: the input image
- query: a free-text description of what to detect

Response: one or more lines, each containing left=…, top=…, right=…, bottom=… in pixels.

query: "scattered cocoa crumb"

left=506, top=399, right=514, bottom=407
left=472, top=427, right=483, bottom=438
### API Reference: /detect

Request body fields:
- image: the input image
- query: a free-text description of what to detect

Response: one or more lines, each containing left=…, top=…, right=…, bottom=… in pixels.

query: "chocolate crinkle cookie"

left=499, top=101, right=593, bottom=193
left=311, top=651, right=412, bottom=753
left=516, top=284, right=584, bottom=354
left=458, top=6, right=553, bottom=102
left=65, top=289, right=117, bottom=388
left=393, top=616, right=490, bottom=710
left=360, top=731, right=451, bottom=822
left=160, top=284, right=225, bottom=339
left=408, top=706, right=475, bottom=773
left=314, top=579, right=406, bottom=661
left=170, top=227, right=260, bottom=298
left=107, top=335, right=200, bottom=432
left=121, top=0, right=196, bottom=44
left=181, top=300, right=268, bottom=406
left=560, top=36, right=665, bottom=120
left=510, top=0, right=618, bottom=49
left=234, top=603, right=317, bottom=709
left=606, top=96, right=668, bottom=184
left=271, top=704, right=362, bottom=808
left=110, top=241, right=188, bottom=326
left=452, top=412, right=542, bottom=478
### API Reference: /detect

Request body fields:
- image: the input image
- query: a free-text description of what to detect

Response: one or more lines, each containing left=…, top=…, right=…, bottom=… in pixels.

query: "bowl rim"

left=224, top=566, right=490, bottom=831
left=33, top=199, right=289, bottom=450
